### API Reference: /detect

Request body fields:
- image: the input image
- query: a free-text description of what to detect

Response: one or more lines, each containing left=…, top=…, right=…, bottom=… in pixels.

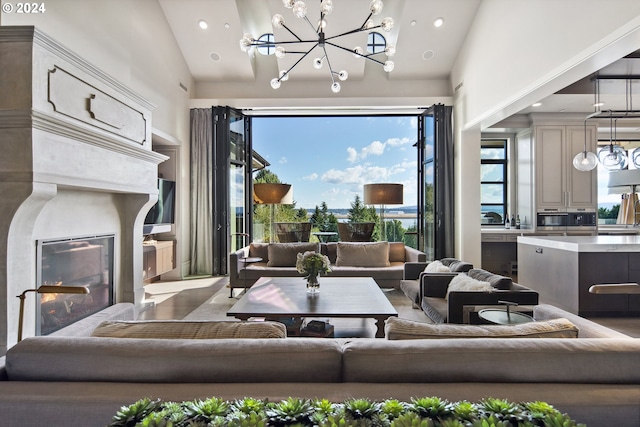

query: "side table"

left=478, top=301, right=534, bottom=325
left=312, top=231, right=337, bottom=243
left=236, top=257, right=262, bottom=297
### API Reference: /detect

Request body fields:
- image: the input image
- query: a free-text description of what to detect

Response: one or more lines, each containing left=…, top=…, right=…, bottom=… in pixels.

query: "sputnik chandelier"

left=239, top=0, right=396, bottom=93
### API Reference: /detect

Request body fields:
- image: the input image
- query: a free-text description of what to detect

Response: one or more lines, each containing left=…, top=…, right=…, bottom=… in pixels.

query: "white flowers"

left=296, top=251, right=331, bottom=280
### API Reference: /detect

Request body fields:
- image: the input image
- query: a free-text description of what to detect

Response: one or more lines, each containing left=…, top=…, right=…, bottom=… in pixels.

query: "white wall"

left=3, top=0, right=195, bottom=277
left=451, top=0, right=640, bottom=267
left=452, top=0, right=640, bottom=130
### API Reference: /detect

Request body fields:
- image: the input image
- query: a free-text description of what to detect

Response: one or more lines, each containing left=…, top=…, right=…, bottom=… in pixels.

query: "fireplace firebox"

left=36, top=234, right=115, bottom=335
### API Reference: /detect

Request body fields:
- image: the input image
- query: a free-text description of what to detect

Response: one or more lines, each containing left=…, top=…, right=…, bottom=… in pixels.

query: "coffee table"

left=227, top=276, right=398, bottom=338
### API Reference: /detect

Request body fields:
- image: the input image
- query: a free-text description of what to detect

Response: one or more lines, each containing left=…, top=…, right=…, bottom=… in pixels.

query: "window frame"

left=480, top=139, right=508, bottom=226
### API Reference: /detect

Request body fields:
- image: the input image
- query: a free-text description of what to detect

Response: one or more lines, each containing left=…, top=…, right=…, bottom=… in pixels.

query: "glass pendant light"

left=598, top=117, right=628, bottom=170
left=633, top=148, right=640, bottom=169
left=573, top=151, right=598, bottom=171
left=572, top=121, right=598, bottom=171
left=598, top=117, right=628, bottom=171
left=598, top=144, right=628, bottom=170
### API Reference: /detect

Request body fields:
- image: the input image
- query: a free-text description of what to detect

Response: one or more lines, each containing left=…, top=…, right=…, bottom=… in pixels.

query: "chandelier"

left=239, top=0, right=396, bottom=93
left=573, top=77, right=640, bottom=171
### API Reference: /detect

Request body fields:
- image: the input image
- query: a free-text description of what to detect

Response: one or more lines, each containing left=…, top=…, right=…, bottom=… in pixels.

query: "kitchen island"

left=518, top=235, right=640, bottom=316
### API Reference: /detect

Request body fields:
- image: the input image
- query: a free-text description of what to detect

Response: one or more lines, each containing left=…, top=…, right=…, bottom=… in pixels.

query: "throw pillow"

left=424, top=260, right=451, bottom=273
left=446, top=273, right=494, bottom=300
left=91, top=320, right=287, bottom=339
left=335, top=242, right=390, bottom=267
left=388, top=242, right=406, bottom=262
left=468, top=268, right=512, bottom=290
left=384, top=317, right=579, bottom=340
left=267, top=242, right=319, bottom=267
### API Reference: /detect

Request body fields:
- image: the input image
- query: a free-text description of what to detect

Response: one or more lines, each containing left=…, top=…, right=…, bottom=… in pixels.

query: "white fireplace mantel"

left=0, top=26, right=168, bottom=353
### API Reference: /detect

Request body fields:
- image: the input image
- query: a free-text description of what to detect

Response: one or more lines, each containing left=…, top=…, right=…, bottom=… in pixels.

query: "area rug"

left=183, top=284, right=432, bottom=338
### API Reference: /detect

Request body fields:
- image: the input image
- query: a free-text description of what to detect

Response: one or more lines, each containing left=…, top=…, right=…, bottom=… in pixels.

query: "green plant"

left=265, top=397, right=315, bottom=426
left=410, top=397, right=454, bottom=420
left=107, top=396, right=584, bottom=427
left=111, top=397, right=161, bottom=427
left=184, top=397, right=230, bottom=424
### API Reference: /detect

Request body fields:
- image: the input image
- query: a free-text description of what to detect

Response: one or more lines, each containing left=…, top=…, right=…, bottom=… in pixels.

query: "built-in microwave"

left=536, top=211, right=568, bottom=231
left=537, top=209, right=597, bottom=232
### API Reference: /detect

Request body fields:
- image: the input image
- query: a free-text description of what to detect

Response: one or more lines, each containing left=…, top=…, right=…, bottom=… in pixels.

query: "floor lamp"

left=363, top=183, right=404, bottom=241
left=253, top=183, right=293, bottom=242
left=17, top=285, right=90, bottom=341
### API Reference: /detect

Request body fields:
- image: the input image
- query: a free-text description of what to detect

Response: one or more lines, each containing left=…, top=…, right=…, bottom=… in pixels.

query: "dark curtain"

left=441, top=105, right=455, bottom=257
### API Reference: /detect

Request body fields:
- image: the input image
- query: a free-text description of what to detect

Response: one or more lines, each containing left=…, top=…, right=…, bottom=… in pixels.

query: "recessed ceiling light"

left=410, top=20, right=417, bottom=26
left=532, top=102, right=542, bottom=107
left=210, top=52, right=221, bottom=62
left=198, top=20, right=208, bottom=30
left=422, top=50, right=434, bottom=61
left=434, top=17, right=444, bottom=28
left=224, top=23, right=230, bottom=29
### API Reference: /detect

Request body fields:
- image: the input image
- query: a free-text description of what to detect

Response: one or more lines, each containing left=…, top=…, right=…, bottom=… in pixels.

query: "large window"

left=481, top=140, right=507, bottom=225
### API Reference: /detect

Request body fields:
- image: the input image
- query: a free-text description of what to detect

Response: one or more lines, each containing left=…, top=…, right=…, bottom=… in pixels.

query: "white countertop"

left=518, top=235, right=640, bottom=252
left=481, top=228, right=535, bottom=234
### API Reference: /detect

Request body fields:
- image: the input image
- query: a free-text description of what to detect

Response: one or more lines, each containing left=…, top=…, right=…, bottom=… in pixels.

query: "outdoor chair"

left=338, top=222, right=375, bottom=242
left=275, top=222, right=312, bottom=242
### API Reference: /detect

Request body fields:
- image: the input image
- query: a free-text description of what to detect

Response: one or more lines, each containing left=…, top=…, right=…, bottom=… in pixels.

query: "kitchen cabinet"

left=535, top=125, right=597, bottom=210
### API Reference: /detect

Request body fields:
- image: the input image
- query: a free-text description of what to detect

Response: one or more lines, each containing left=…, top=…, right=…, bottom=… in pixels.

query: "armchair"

left=400, top=258, right=473, bottom=308
left=420, top=269, right=539, bottom=324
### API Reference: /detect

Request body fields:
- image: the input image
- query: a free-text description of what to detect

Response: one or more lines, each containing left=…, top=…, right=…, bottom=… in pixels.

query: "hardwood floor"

left=139, top=276, right=640, bottom=337
left=138, top=276, right=228, bottom=321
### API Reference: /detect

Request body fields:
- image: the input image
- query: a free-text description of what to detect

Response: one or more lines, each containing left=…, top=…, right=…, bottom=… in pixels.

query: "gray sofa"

left=229, top=241, right=426, bottom=295
left=1, top=303, right=639, bottom=427
left=402, top=262, right=539, bottom=324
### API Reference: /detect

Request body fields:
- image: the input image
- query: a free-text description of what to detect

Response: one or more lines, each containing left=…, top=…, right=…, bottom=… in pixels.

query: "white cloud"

left=347, top=137, right=413, bottom=162
left=302, top=173, right=318, bottom=181
left=322, top=165, right=389, bottom=185
left=361, top=140, right=385, bottom=158
left=279, top=157, right=288, bottom=164
left=386, top=137, right=412, bottom=147
left=321, top=160, right=415, bottom=188
left=346, top=147, right=358, bottom=163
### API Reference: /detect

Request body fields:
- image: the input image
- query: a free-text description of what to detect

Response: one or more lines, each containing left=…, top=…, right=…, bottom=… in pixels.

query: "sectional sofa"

left=1, top=302, right=639, bottom=427
left=229, top=241, right=426, bottom=295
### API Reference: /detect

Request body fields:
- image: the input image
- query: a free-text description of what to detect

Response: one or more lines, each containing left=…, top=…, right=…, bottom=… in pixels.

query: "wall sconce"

left=17, top=285, right=90, bottom=341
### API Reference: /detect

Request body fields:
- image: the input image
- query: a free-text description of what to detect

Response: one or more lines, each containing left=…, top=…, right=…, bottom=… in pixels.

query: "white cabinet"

left=534, top=125, right=597, bottom=210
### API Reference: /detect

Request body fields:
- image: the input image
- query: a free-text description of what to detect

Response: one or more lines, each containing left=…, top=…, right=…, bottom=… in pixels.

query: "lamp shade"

left=363, top=183, right=403, bottom=205
left=254, top=183, right=293, bottom=204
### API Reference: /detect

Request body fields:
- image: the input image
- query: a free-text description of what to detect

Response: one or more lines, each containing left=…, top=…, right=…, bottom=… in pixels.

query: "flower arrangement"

left=108, top=396, right=585, bottom=427
left=296, top=251, right=331, bottom=292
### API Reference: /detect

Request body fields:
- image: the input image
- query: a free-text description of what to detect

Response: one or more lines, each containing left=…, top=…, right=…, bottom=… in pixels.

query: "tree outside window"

left=481, top=140, right=507, bottom=225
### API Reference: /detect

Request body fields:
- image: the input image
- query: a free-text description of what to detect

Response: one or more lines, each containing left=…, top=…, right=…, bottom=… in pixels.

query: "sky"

left=252, top=116, right=421, bottom=210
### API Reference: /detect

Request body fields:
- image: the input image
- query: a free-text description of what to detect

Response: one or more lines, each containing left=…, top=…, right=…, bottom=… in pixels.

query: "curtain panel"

left=189, top=108, right=214, bottom=275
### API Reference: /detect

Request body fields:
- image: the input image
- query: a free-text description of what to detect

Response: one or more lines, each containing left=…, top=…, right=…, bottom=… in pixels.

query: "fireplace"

left=36, top=235, right=115, bottom=335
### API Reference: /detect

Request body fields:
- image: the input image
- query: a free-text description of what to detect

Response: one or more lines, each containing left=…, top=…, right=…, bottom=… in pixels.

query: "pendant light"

left=572, top=120, right=598, bottom=171
left=597, top=115, right=628, bottom=171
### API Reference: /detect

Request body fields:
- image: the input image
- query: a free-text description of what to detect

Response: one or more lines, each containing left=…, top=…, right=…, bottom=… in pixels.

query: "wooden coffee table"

left=227, top=276, right=398, bottom=338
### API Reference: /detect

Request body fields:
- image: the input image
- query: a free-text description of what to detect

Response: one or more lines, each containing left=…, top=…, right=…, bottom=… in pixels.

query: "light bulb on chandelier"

left=240, top=0, right=396, bottom=93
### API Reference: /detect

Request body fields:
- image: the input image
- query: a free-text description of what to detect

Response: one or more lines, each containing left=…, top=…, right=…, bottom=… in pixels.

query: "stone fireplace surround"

left=0, top=26, right=167, bottom=354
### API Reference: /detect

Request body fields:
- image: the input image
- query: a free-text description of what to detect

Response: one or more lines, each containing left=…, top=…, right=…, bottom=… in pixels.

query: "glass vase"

left=306, top=276, right=320, bottom=294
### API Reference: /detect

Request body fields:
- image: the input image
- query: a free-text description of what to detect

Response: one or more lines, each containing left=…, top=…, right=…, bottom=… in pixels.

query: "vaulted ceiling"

left=157, top=0, right=640, bottom=138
